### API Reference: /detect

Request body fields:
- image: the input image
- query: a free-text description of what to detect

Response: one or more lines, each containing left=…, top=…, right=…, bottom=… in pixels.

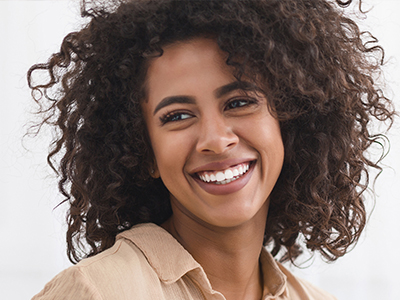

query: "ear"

left=149, top=161, right=160, bottom=178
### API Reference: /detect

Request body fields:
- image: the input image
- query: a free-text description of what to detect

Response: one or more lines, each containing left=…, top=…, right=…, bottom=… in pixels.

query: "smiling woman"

left=143, top=38, right=284, bottom=232
left=28, top=0, right=394, bottom=299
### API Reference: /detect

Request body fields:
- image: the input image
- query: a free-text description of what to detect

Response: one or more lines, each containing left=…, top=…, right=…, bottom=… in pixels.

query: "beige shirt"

left=32, top=223, right=337, bottom=300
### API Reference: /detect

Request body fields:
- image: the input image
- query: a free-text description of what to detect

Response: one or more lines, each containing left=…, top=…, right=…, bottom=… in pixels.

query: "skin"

left=142, top=38, right=284, bottom=300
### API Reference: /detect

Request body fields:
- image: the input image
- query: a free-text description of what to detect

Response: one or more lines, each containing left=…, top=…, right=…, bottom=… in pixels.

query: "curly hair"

left=28, top=0, right=394, bottom=264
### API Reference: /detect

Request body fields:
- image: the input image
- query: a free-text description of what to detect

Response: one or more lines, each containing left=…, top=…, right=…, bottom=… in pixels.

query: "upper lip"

left=189, top=158, right=256, bottom=174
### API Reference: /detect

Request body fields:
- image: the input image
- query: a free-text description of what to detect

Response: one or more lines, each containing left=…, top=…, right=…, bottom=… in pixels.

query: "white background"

left=0, top=1, right=399, bottom=299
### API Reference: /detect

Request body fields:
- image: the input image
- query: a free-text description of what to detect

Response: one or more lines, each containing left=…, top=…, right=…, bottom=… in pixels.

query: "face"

left=142, top=38, right=284, bottom=228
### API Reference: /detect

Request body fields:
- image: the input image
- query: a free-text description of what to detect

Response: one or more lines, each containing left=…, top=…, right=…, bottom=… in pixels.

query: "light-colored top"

left=32, top=223, right=337, bottom=300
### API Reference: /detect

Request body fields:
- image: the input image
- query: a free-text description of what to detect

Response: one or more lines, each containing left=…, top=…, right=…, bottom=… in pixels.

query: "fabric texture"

left=32, top=223, right=337, bottom=300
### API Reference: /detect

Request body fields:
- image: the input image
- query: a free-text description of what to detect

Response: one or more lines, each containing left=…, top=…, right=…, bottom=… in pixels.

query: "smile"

left=196, top=162, right=251, bottom=185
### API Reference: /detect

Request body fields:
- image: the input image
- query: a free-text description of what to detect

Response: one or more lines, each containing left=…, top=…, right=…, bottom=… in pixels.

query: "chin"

left=204, top=209, right=266, bottom=229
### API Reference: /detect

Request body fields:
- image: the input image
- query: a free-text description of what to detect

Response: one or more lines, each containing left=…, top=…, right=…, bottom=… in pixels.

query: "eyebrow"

left=153, top=96, right=196, bottom=115
left=152, top=81, right=260, bottom=115
left=214, top=81, right=260, bottom=98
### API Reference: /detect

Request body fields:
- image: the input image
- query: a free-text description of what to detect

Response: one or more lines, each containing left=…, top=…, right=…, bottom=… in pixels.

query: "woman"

left=29, top=0, right=394, bottom=299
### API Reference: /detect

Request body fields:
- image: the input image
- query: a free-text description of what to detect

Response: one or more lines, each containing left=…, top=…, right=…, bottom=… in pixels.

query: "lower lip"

left=192, top=162, right=255, bottom=195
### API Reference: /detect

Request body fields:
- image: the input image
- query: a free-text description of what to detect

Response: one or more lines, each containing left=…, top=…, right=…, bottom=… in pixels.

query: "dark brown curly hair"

left=28, top=0, right=395, bottom=264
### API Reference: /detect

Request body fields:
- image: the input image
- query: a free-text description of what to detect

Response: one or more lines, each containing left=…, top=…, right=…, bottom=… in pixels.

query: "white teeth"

left=197, top=162, right=251, bottom=185
left=205, top=174, right=210, bottom=182
left=238, top=166, right=243, bottom=174
left=216, top=172, right=225, bottom=181
left=215, top=178, right=234, bottom=185
left=224, top=169, right=234, bottom=179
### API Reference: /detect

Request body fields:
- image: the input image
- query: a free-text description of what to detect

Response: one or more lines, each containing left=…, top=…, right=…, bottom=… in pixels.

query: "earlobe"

left=150, top=163, right=160, bottom=178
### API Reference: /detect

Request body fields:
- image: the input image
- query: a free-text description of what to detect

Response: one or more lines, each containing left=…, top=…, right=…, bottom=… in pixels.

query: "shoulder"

left=32, top=223, right=204, bottom=300
left=295, top=276, right=337, bottom=300
left=32, top=226, right=158, bottom=300
left=32, top=266, right=102, bottom=300
left=77, top=234, right=148, bottom=278
left=278, top=263, right=338, bottom=300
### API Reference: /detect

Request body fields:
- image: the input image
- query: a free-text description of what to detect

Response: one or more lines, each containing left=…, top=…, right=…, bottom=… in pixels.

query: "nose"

left=195, top=115, right=239, bottom=154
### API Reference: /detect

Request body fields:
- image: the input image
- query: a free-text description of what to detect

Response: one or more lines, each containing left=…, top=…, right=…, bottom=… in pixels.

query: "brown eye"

left=225, top=98, right=257, bottom=110
left=160, top=111, right=193, bottom=125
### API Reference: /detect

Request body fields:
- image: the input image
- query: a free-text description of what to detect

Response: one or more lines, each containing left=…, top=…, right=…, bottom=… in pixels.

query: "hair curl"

left=28, top=0, right=395, bottom=264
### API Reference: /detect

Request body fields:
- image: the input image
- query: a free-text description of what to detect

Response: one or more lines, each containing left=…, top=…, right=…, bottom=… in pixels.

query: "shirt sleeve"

left=31, top=267, right=103, bottom=300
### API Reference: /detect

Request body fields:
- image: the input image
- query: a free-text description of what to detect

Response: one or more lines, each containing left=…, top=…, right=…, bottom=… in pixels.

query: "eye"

left=159, top=111, right=193, bottom=125
left=225, top=98, right=257, bottom=110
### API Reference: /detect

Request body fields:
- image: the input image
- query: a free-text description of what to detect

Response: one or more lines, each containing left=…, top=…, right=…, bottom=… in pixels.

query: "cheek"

left=151, top=131, right=191, bottom=174
left=261, top=125, right=284, bottom=165
left=239, top=117, right=284, bottom=170
left=239, top=117, right=282, bottom=147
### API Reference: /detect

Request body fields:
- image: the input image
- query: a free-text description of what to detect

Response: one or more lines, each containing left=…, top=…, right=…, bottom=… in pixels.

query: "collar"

left=117, top=223, right=287, bottom=298
left=259, top=247, right=288, bottom=299
left=117, top=223, right=202, bottom=284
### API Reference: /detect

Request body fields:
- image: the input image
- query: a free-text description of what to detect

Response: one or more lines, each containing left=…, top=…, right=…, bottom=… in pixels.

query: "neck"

left=162, top=205, right=267, bottom=300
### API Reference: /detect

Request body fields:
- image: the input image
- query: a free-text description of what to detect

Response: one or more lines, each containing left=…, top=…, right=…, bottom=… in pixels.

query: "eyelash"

left=225, top=97, right=258, bottom=110
left=159, top=111, right=193, bottom=125
left=159, top=97, right=258, bottom=125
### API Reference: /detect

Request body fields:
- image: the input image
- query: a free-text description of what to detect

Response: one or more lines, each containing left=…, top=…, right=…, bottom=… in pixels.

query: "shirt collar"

left=259, top=247, right=288, bottom=299
left=117, top=223, right=202, bottom=283
left=117, top=223, right=287, bottom=298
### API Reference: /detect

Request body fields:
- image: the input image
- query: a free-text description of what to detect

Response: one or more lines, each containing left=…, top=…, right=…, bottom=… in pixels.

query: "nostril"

left=197, top=137, right=238, bottom=154
left=226, top=141, right=236, bottom=148
left=196, top=120, right=239, bottom=154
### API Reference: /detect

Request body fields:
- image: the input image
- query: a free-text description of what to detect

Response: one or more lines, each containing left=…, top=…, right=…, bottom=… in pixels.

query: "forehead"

left=147, top=38, right=231, bottom=79
left=144, top=37, right=237, bottom=102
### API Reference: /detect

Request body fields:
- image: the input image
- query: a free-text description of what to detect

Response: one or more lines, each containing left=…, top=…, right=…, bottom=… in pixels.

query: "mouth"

left=195, top=161, right=254, bottom=185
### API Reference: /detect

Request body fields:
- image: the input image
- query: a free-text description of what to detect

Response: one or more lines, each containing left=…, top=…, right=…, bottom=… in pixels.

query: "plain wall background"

left=0, top=1, right=399, bottom=299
